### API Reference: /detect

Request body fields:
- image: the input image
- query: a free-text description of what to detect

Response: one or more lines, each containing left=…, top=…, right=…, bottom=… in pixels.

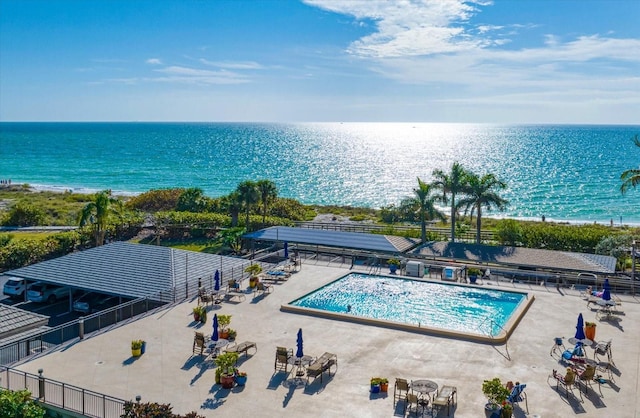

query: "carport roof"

left=244, top=226, right=419, bottom=253
left=411, top=241, right=617, bottom=273
left=5, top=242, right=250, bottom=299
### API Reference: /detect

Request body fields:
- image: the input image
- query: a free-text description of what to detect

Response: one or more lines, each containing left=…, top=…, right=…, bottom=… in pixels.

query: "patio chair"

left=549, top=369, right=582, bottom=401
left=507, top=383, right=528, bottom=413
left=192, top=332, right=206, bottom=356
left=274, top=346, right=293, bottom=373
left=576, top=364, right=602, bottom=396
left=254, top=281, right=273, bottom=296
left=550, top=336, right=567, bottom=357
left=394, top=378, right=409, bottom=407
left=431, top=385, right=457, bottom=416
left=305, top=352, right=337, bottom=384
left=594, top=340, right=616, bottom=368
left=404, top=392, right=422, bottom=416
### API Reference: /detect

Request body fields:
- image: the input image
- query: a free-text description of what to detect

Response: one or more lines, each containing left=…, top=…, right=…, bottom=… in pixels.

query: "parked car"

left=27, top=282, right=72, bottom=304
left=3, top=278, right=30, bottom=299
left=73, top=292, right=119, bottom=314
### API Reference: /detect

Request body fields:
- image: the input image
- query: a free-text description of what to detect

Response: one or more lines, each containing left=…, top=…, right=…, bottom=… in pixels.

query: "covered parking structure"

left=4, top=241, right=255, bottom=304
left=245, top=226, right=617, bottom=281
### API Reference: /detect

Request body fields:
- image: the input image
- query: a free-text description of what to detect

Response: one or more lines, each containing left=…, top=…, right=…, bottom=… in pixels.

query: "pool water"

left=289, top=273, right=527, bottom=337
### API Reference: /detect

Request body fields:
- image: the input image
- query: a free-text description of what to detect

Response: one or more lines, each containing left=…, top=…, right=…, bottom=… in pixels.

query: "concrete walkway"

left=16, top=261, right=640, bottom=417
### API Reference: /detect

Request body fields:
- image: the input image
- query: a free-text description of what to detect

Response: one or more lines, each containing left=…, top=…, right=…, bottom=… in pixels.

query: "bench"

left=306, top=352, right=337, bottom=384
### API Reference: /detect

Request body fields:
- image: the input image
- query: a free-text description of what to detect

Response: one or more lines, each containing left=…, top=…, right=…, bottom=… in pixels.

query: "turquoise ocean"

left=1, top=122, right=639, bottom=225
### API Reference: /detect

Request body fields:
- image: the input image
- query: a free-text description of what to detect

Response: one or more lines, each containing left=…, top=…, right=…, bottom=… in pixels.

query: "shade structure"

left=602, top=278, right=611, bottom=301
left=296, top=328, right=304, bottom=358
left=214, top=270, right=220, bottom=292
left=574, top=313, right=586, bottom=341
left=212, top=314, right=219, bottom=342
left=284, top=242, right=289, bottom=259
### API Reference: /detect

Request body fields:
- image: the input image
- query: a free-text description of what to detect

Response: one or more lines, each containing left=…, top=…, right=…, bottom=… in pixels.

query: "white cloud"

left=146, top=58, right=162, bottom=65
left=199, top=59, right=265, bottom=70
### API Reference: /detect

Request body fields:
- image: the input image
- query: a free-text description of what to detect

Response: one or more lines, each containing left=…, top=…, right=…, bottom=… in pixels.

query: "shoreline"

left=3, top=181, right=640, bottom=227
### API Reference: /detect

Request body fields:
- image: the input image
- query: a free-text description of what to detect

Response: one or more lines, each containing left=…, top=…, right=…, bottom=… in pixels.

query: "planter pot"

left=469, top=275, right=478, bottom=284
left=235, top=375, right=247, bottom=386
left=220, top=330, right=230, bottom=339
left=141, top=341, right=146, bottom=355
left=585, top=325, right=596, bottom=340
left=131, top=348, right=141, bottom=357
left=370, top=384, right=381, bottom=393
left=485, top=403, right=500, bottom=418
left=380, top=382, right=389, bottom=392
left=389, top=265, right=398, bottom=274
left=193, top=313, right=200, bottom=322
left=220, top=374, right=235, bottom=389
left=249, top=277, right=258, bottom=288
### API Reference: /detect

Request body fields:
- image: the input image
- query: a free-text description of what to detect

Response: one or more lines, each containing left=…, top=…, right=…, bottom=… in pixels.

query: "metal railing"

left=0, top=365, right=126, bottom=418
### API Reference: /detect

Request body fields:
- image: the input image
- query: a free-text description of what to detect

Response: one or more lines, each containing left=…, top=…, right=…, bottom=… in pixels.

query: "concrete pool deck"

left=14, top=260, right=640, bottom=417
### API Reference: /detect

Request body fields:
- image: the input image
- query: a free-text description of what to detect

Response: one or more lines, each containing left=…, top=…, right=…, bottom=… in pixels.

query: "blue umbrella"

left=212, top=314, right=219, bottom=342
left=296, top=328, right=304, bottom=358
left=214, top=270, right=220, bottom=292
left=602, top=278, right=611, bottom=301
left=284, top=242, right=289, bottom=259
left=574, top=313, right=586, bottom=341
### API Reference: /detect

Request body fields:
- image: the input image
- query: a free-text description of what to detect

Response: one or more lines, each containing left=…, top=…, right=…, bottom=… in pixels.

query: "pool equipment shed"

left=405, top=261, right=424, bottom=278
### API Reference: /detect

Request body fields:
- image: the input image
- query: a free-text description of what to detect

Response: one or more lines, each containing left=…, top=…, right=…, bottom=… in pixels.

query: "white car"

left=27, top=282, right=71, bottom=304
left=2, top=278, right=30, bottom=299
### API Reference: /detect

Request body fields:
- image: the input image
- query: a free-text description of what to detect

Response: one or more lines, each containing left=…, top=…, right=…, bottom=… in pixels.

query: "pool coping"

left=280, top=275, right=535, bottom=345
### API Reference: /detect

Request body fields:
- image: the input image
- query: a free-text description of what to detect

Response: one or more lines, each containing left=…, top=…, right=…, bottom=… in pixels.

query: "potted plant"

left=482, top=378, right=510, bottom=418
left=217, top=314, right=232, bottom=339
left=193, top=305, right=206, bottom=323
left=378, top=377, right=389, bottom=392
left=216, top=352, right=239, bottom=389
left=245, top=264, right=263, bottom=288
left=388, top=258, right=400, bottom=274
left=234, top=370, right=247, bottom=386
left=585, top=321, right=596, bottom=340
left=227, top=328, right=237, bottom=341
left=131, top=339, right=143, bottom=357
left=500, top=401, right=513, bottom=418
left=468, top=267, right=482, bottom=284
left=370, top=377, right=382, bottom=393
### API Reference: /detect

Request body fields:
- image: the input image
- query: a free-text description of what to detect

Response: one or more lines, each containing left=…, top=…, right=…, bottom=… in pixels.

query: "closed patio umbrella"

left=602, top=278, right=611, bottom=301
left=214, top=270, right=220, bottom=292
left=574, top=313, right=585, bottom=341
left=296, top=328, right=304, bottom=358
left=212, top=314, right=219, bottom=342
left=284, top=242, right=289, bottom=259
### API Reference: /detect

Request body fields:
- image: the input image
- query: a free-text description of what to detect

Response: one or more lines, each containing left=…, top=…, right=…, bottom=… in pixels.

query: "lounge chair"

left=223, top=280, right=246, bottom=302
left=274, top=346, right=293, bottom=373
left=305, top=352, right=337, bottom=384
left=192, top=332, right=206, bottom=356
left=432, top=385, right=457, bottom=416
left=225, top=341, right=257, bottom=359
left=394, top=378, right=409, bottom=407
left=549, top=369, right=582, bottom=401
left=507, top=383, right=528, bottom=413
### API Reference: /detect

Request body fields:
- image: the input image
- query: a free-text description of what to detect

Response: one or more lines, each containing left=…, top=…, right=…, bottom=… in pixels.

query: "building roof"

left=410, top=241, right=617, bottom=273
left=0, top=305, right=49, bottom=341
left=244, top=226, right=419, bottom=253
left=5, top=242, right=250, bottom=299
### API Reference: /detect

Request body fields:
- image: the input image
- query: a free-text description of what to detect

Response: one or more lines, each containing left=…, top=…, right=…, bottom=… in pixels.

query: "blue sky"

left=1, top=0, right=639, bottom=123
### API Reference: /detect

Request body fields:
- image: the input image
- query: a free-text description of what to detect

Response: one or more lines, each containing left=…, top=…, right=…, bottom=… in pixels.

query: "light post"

left=632, top=240, right=636, bottom=282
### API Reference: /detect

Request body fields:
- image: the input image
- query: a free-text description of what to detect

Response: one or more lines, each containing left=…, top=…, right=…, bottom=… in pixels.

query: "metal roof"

left=0, top=305, right=49, bottom=341
left=410, top=241, right=617, bottom=274
left=244, top=226, right=419, bottom=253
left=5, top=242, right=251, bottom=299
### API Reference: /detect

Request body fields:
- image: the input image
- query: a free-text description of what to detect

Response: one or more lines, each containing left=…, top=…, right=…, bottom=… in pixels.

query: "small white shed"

left=442, top=266, right=463, bottom=282
left=405, top=261, right=424, bottom=278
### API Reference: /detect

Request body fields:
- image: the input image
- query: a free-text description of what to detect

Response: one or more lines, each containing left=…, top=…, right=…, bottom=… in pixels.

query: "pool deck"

left=13, top=261, right=640, bottom=418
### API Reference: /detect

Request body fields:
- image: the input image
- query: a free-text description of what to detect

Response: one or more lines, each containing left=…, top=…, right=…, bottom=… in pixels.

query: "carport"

left=4, top=241, right=253, bottom=305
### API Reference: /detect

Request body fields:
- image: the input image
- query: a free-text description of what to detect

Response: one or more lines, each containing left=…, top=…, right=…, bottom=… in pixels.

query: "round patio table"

left=568, top=337, right=593, bottom=347
left=411, top=379, right=438, bottom=395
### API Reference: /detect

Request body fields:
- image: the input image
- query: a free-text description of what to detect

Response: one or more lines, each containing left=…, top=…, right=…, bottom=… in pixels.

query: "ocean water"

left=1, top=122, right=639, bottom=225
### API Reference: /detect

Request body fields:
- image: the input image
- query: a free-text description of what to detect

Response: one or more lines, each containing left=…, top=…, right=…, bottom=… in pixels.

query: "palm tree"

left=432, top=162, right=469, bottom=242
left=79, top=190, right=119, bottom=246
left=404, top=177, right=446, bottom=243
left=256, top=179, right=278, bottom=225
left=221, top=191, right=243, bottom=227
left=457, top=172, right=509, bottom=244
left=236, top=180, right=259, bottom=230
left=620, top=134, right=640, bottom=195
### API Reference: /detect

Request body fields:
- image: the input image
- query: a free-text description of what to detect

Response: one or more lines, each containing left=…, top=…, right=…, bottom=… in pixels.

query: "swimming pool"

left=283, top=273, right=534, bottom=343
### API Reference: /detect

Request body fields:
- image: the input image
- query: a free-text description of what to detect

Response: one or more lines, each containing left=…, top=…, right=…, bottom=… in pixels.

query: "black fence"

left=0, top=365, right=126, bottom=418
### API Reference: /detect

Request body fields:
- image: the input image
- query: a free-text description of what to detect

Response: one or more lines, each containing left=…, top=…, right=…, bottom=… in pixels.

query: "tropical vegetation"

left=620, top=134, right=640, bottom=195
left=0, top=388, right=46, bottom=418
